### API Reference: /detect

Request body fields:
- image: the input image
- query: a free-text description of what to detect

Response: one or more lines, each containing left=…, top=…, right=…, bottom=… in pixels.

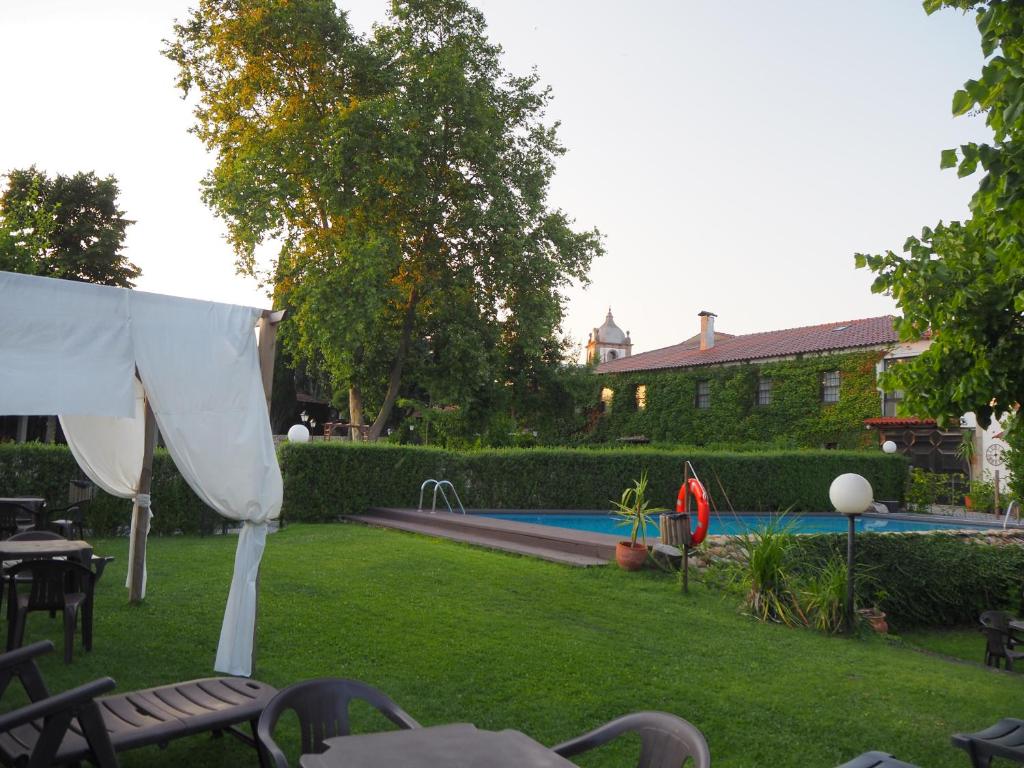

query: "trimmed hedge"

left=278, top=442, right=907, bottom=521
left=792, top=532, right=1024, bottom=629
left=0, top=443, right=218, bottom=536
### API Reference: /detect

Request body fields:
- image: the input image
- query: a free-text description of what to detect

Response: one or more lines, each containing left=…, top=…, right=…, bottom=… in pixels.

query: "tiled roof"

left=596, top=315, right=899, bottom=374
left=863, top=417, right=937, bottom=427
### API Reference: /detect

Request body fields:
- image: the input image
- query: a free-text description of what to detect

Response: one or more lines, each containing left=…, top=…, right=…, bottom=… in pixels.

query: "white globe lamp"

left=829, top=473, right=873, bottom=515
left=287, top=424, right=310, bottom=443
left=881, top=440, right=897, bottom=454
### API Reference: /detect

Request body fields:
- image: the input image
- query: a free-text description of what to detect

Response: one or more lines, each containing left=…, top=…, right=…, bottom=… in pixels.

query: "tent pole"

left=129, top=397, right=158, bottom=604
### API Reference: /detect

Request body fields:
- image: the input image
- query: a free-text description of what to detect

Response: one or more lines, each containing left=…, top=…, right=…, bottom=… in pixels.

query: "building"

left=591, top=311, right=1006, bottom=480
left=586, top=308, right=632, bottom=365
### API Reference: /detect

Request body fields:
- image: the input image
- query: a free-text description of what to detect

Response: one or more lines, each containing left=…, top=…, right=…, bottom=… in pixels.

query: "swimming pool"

left=477, top=511, right=998, bottom=537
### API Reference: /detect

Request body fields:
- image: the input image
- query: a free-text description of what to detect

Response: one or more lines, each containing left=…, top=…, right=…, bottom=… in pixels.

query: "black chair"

left=256, top=678, right=421, bottom=768
left=980, top=611, right=1024, bottom=670
left=836, top=751, right=922, bottom=768
left=92, top=555, right=115, bottom=582
left=952, top=718, right=1024, bottom=767
left=6, top=559, right=95, bottom=664
left=6, top=530, right=65, bottom=542
left=0, top=502, right=37, bottom=539
left=552, top=711, right=711, bottom=768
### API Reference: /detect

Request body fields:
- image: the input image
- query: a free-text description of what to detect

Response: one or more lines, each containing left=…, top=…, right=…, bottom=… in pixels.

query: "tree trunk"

left=348, top=385, right=364, bottom=441
left=368, top=289, right=419, bottom=440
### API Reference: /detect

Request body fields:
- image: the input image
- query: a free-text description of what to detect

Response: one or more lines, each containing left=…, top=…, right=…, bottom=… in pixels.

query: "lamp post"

left=287, top=424, right=310, bottom=443
left=829, top=473, right=873, bottom=634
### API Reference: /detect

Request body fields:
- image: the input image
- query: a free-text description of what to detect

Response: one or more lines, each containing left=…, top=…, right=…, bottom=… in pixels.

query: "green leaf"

left=940, top=148, right=958, bottom=169
left=952, top=89, right=975, bottom=116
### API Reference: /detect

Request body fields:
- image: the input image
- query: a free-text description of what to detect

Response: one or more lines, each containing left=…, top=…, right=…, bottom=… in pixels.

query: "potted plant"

left=857, top=607, right=889, bottom=634
left=612, top=471, right=666, bottom=571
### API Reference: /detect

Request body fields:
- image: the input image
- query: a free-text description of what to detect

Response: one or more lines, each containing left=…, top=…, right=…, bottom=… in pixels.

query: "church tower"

left=587, top=308, right=632, bottom=364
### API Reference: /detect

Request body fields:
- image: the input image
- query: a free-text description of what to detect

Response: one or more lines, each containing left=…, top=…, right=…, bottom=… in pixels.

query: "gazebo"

left=0, top=270, right=284, bottom=676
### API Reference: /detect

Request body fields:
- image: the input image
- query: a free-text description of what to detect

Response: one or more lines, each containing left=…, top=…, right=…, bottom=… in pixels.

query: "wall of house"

left=591, top=349, right=884, bottom=447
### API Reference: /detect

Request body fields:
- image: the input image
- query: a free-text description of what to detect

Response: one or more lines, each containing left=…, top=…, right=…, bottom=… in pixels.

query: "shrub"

left=792, top=532, right=1024, bottom=629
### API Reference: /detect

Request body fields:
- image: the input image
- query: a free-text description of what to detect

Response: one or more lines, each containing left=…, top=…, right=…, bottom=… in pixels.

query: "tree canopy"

left=166, top=0, right=602, bottom=439
left=857, top=0, right=1024, bottom=428
left=0, top=167, right=139, bottom=287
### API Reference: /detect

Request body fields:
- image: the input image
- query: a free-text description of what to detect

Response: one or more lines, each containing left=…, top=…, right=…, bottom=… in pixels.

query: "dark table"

left=299, top=724, right=577, bottom=768
left=0, top=497, right=48, bottom=528
left=0, top=539, right=92, bottom=564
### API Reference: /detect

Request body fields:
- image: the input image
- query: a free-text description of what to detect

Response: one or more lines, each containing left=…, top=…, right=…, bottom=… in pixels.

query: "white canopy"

left=0, top=271, right=282, bottom=676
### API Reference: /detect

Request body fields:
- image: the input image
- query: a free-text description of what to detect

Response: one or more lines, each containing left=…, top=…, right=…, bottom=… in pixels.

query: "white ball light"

left=287, top=424, right=310, bottom=443
left=881, top=440, right=897, bottom=454
left=829, top=473, right=873, bottom=515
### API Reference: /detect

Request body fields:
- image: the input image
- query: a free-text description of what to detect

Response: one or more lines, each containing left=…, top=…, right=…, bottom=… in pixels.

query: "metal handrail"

left=418, top=479, right=466, bottom=515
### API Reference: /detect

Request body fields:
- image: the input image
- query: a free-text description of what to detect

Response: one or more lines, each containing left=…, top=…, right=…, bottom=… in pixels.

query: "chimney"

left=699, top=310, right=716, bottom=351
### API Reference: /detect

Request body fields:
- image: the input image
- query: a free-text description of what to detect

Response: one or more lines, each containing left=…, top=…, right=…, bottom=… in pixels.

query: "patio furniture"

left=0, top=639, right=277, bottom=767
left=0, top=537, right=92, bottom=565
left=980, top=611, right=1024, bottom=670
left=298, top=723, right=577, bottom=768
left=836, top=751, right=922, bottom=767
left=552, top=711, right=711, bottom=768
left=0, top=501, right=39, bottom=539
left=6, top=530, right=65, bottom=542
left=48, top=478, right=93, bottom=539
left=951, top=717, right=1024, bottom=767
left=6, top=559, right=96, bottom=663
left=257, top=678, right=421, bottom=767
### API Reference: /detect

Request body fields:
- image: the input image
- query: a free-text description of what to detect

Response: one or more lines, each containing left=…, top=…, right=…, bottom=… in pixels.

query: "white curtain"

left=0, top=271, right=282, bottom=677
left=60, top=378, right=152, bottom=598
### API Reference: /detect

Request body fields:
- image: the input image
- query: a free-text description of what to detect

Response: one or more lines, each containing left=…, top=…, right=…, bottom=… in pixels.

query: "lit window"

left=695, top=380, right=710, bottom=409
left=636, top=384, right=647, bottom=410
left=757, top=377, right=772, bottom=406
left=601, top=387, right=614, bottom=413
left=821, top=370, right=840, bottom=403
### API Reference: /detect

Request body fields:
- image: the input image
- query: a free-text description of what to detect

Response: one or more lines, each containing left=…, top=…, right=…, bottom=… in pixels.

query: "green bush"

left=792, top=532, right=1024, bottom=629
left=278, top=441, right=907, bottom=521
left=0, top=444, right=219, bottom=536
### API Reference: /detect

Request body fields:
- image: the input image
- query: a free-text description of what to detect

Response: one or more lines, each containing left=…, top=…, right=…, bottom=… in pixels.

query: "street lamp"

left=829, top=473, right=873, bottom=633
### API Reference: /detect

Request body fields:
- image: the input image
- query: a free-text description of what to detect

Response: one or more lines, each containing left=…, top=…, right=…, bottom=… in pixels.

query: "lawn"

left=4, top=522, right=1019, bottom=767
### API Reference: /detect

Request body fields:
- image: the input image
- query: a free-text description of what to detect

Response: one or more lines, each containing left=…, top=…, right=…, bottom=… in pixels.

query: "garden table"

left=0, top=497, right=48, bottom=529
left=0, top=539, right=92, bottom=564
left=299, top=723, right=577, bottom=768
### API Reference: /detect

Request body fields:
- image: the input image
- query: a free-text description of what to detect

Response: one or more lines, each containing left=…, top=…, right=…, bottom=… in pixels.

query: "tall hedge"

left=792, top=532, right=1024, bottom=629
left=278, top=442, right=907, bottom=521
left=0, top=443, right=218, bottom=536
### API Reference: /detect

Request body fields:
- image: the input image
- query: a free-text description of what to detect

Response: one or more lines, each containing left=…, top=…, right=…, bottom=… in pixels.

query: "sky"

left=0, top=1, right=992, bottom=359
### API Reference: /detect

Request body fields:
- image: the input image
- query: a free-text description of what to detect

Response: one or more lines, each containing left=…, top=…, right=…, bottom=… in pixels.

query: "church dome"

left=596, top=308, right=627, bottom=344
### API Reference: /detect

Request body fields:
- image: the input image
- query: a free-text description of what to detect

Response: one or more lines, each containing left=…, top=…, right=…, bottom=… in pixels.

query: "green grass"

left=900, top=628, right=987, bottom=665
left=5, top=523, right=1021, bottom=767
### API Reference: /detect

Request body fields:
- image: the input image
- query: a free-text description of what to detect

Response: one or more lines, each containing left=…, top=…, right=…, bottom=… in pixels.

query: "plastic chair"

left=980, top=610, right=1024, bottom=669
left=835, top=751, right=922, bottom=767
left=951, top=718, right=1024, bottom=767
left=256, top=678, right=421, bottom=767
left=6, top=559, right=95, bottom=664
left=0, top=502, right=36, bottom=539
left=552, top=711, right=711, bottom=768
left=6, top=530, right=65, bottom=542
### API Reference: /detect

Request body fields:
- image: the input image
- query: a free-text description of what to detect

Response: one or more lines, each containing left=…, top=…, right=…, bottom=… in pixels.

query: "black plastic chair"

left=980, top=611, right=1024, bottom=670
left=6, top=559, right=95, bottom=664
left=47, top=501, right=87, bottom=540
left=0, top=502, right=37, bottom=539
left=552, top=711, right=711, bottom=768
left=6, top=530, right=65, bottom=542
left=952, top=718, right=1024, bottom=767
left=836, top=751, right=922, bottom=768
left=256, top=678, right=421, bottom=768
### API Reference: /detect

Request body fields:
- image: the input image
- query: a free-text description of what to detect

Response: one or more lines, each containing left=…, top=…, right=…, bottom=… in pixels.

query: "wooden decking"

left=344, top=508, right=616, bottom=567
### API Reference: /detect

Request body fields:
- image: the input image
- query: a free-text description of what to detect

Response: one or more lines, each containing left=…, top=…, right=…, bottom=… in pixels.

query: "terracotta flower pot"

left=964, top=495, right=974, bottom=510
left=615, top=541, right=648, bottom=571
left=858, top=608, right=888, bottom=634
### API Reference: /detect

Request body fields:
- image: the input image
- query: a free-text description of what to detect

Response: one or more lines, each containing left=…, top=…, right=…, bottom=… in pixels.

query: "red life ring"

left=675, top=477, right=710, bottom=545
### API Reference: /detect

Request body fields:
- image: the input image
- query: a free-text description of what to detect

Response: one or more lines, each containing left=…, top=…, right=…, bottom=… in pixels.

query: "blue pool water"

left=477, top=512, right=995, bottom=537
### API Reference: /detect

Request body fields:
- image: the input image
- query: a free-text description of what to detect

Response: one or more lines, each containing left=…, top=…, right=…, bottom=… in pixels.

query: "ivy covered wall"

left=591, top=349, right=885, bottom=448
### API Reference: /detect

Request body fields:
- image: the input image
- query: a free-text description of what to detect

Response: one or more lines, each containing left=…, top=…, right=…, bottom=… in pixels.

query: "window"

left=600, top=387, right=614, bottom=413
left=695, top=380, right=710, bottom=409
left=756, top=377, right=772, bottom=406
left=606, top=350, right=617, bottom=361
left=635, top=384, right=647, bottom=411
left=882, top=358, right=905, bottom=417
left=821, top=370, right=840, bottom=403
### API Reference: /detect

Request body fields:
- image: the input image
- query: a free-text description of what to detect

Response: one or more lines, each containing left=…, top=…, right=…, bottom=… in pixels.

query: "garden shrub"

left=278, top=442, right=907, bottom=521
left=791, top=532, right=1024, bottom=629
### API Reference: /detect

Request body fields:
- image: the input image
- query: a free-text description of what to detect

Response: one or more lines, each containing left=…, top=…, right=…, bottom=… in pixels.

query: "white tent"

left=0, top=271, right=283, bottom=676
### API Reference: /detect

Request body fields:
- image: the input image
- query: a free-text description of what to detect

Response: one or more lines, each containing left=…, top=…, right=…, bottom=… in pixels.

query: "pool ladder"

left=418, top=479, right=466, bottom=515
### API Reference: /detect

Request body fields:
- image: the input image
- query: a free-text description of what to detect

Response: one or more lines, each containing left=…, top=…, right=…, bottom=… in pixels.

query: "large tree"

left=857, top=1, right=1024, bottom=428
left=166, top=0, right=601, bottom=439
left=0, top=167, right=139, bottom=287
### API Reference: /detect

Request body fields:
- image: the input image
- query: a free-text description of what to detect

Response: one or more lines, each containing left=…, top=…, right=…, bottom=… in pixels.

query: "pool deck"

left=345, top=508, right=1019, bottom=567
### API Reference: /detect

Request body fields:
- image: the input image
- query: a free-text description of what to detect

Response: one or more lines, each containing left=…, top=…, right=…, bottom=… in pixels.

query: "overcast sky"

left=0, top=1, right=990, bottom=358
